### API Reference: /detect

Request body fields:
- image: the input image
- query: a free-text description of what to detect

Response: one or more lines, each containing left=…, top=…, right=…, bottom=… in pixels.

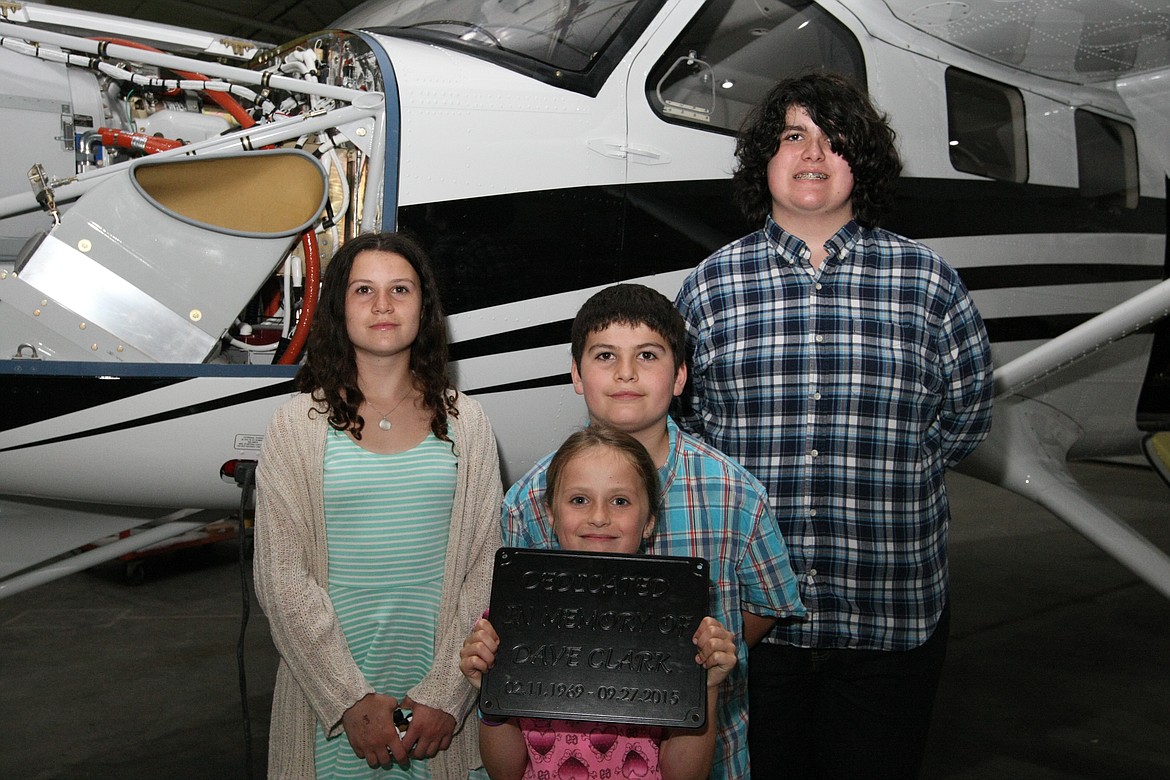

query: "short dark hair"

left=296, top=232, right=456, bottom=440
left=732, top=71, right=902, bottom=229
left=544, top=424, right=662, bottom=539
left=570, top=284, right=686, bottom=373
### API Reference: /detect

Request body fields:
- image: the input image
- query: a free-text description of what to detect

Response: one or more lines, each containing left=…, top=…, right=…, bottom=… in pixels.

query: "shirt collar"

left=764, top=215, right=864, bottom=270
left=660, top=417, right=681, bottom=494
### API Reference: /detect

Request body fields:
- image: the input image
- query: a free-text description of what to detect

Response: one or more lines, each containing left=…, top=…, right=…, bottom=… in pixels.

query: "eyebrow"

left=348, top=277, right=416, bottom=286
left=587, top=341, right=667, bottom=351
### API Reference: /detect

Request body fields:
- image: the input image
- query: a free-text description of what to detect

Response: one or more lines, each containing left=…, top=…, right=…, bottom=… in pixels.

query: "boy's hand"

left=459, top=617, right=499, bottom=689
left=692, top=616, right=737, bottom=689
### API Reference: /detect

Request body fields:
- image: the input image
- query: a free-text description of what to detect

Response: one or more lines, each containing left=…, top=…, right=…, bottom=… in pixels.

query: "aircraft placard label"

left=234, top=434, right=264, bottom=451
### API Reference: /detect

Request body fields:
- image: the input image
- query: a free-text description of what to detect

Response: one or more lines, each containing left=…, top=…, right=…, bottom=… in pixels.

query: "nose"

left=802, top=135, right=827, bottom=160
left=373, top=290, right=394, bottom=314
left=614, top=355, right=637, bottom=381
left=588, top=504, right=611, bottom=527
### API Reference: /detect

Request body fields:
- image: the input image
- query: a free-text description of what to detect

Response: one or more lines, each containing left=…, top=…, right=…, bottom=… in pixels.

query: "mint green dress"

left=315, top=429, right=456, bottom=779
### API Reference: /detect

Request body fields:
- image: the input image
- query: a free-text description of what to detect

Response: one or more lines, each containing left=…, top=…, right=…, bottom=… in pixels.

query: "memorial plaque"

left=479, top=547, right=710, bottom=729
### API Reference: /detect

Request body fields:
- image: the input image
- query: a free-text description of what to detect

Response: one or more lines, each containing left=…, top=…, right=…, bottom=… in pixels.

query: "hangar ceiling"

left=34, top=1, right=369, bottom=45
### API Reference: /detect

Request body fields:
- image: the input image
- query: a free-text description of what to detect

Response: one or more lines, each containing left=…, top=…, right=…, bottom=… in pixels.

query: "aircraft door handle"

left=586, top=139, right=671, bottom=165
left=624, top=145, right=671, bottom=165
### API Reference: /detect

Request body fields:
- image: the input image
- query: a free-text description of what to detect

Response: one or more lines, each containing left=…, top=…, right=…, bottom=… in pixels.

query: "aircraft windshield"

left=335, top=0, right=647, bottom=73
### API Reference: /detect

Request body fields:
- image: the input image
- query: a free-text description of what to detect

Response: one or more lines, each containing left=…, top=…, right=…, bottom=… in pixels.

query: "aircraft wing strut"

left=959, top=277, right=1170, bottom=599
left=0, top=502, right=225, bottom=599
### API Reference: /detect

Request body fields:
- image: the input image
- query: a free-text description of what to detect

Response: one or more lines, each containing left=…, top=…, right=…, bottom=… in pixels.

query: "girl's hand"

left=692, top=616, right=737, bottom=689
left=341, top=692, right=405, bottom=767
left=459, top=617, right=499, bottom=689
left=399, top=698, right=456, bottom=759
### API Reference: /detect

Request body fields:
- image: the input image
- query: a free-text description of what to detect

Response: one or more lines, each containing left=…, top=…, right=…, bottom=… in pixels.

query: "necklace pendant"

left=378, top=417, right=392, bottom=431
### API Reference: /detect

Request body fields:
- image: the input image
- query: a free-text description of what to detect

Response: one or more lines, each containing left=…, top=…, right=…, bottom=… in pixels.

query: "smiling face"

left=766, top=105, right=855, bottom=230
left=549, top=445, right=655, bottom=555
left=344, top=249, right=422, bottom=364
left=570, top=323, right=686, bottom=444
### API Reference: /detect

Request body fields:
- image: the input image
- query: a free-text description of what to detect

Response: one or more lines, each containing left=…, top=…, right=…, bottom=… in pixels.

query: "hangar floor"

left=2, top=460, right=1168, bottom=779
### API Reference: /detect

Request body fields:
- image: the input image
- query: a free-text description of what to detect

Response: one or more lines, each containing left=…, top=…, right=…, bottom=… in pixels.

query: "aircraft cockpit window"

left=1075, top=110, right=1139, bottom=210
left=945, top=68, right=1028, bottom=183
left=341, top=0, right=667, bottom=96
left=645, top=0, right=865, bottom=134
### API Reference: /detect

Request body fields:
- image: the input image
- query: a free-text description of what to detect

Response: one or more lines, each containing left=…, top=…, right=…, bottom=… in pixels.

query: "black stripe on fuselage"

left=410, top=177, right=1164, bottom=361
left=403, top=177, right=1163, bottom=304
left=0, top=363, right=296, bottom=441
left=465, top=373, right=573, bottom=396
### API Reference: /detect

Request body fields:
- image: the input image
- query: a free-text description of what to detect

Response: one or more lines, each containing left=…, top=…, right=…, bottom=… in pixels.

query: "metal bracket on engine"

left=27, top=164, right=61, bottom=225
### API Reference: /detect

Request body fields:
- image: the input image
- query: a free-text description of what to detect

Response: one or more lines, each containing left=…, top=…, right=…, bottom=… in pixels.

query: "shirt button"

left=809, top=449, right=819, bottom=458
left=809, top=568, right=818, bottom=577
left=812, top=392, right=821, bottom=400
left=809, top=508, right=817, bottom=517
left=815, top=282, right=822, bottom=290
left=814, top=334, right=824, bottom=343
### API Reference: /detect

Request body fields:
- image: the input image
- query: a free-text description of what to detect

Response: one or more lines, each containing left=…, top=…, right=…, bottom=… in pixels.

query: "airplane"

left=0, top=0, right=1167, bottom=599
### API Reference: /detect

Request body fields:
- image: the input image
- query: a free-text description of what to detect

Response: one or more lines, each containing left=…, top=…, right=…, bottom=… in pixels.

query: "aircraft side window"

left=1075, top=109, right=1139, bottom=210
left=646, top=0, right=865, bottom=134
left=945, top=68, right=1028, bottom=182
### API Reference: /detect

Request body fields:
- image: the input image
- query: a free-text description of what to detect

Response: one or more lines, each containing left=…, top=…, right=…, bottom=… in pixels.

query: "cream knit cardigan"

left=254, top=390, right=503, bottom=779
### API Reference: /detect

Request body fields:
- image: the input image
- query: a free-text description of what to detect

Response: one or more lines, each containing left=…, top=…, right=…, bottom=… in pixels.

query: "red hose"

left=263, top=285, right=283, bottom=319
left=91, top=37, right=256, bottom=128
left=277, top=230, right=320, bottom=364
left=97, top=126, right=183, bottom=154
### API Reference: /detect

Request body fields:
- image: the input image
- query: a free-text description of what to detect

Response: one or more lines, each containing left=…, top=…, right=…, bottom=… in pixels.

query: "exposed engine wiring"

left=91, top=37, right=260, bottom=128
left=0, top=25, right=370, bottom=368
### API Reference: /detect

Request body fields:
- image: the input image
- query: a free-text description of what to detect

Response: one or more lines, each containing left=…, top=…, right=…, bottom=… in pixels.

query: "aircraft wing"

left=0, top=498, right=225, bottom=598
left=958, top=277, right=1170, bottom=599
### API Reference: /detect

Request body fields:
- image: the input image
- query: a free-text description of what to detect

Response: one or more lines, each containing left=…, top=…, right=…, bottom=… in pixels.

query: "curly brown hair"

left=732, top=72, right=901, bottom=229
left=295, top=232, right=457, bottom=441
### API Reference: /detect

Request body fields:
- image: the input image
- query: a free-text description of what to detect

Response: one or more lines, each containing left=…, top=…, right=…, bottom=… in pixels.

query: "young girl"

left=255, top=232, right=503, bottom=780
left=459, top=424, right=736, bottom=780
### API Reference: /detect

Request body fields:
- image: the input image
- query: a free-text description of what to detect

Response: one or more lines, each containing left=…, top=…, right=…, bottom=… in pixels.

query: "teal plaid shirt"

left=501, top=417, right=805, bottom=780
left=676, top=217, right=993, bottom=652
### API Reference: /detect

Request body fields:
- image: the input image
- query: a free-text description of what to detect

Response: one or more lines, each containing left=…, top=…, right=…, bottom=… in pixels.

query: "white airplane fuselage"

left=0, top=0, right=1166, bottom=526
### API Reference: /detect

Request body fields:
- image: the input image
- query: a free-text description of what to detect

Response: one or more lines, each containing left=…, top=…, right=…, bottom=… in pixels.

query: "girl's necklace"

left=365, top=386, right=413, bottom=431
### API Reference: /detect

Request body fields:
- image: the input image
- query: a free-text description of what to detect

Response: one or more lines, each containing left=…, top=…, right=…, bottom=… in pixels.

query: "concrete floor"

left=1, top=461, right=1168, bottom=779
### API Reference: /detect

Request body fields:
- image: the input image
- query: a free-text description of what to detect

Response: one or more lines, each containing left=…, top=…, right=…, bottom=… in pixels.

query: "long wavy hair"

left=732, top=71, right=902, bottom=229
left=295, top=232, right=457, bottom=441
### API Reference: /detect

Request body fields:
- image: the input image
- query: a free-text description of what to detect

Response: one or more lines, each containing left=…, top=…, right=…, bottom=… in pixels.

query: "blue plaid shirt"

left=502, top=417, right=805, bottom=780
left=675, top=217, right=993, bottom=651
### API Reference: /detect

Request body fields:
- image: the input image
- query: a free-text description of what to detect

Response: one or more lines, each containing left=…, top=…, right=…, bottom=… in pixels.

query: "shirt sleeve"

left=937, top=280, right=995, bottom=467
left=253, top=404, right=373, bottom=738
left=734, top=472, right=807, bottom=618
left=500, top=458, right=557, bottom=549
left=673, top=279, right=708, bottom=439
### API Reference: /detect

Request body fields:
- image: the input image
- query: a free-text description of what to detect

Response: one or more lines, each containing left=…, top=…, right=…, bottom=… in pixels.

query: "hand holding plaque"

left=476, top=548, right=714, bottom=728
left=463, top=425, right=739, bottom=780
